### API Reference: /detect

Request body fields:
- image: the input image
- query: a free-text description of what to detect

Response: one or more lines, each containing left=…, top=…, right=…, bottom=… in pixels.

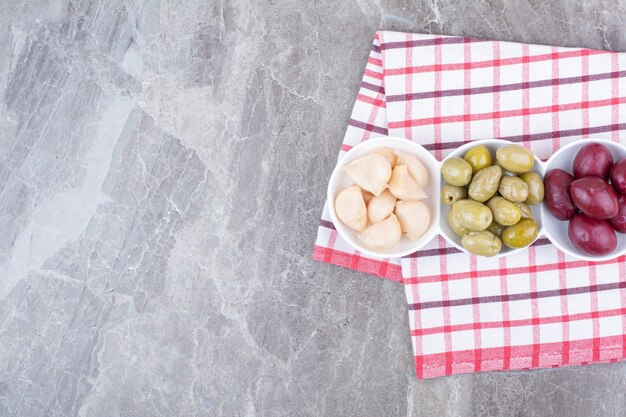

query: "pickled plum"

left=572, top=143, right=613, bottom=179
left=608, top=194, right=626, bottom=233
left=545, top=169, right=577, bottom=221
left=609, top=157, right=626, bottom=194
left=569, top=176, right=618, bottom=219
left=568, top=214, right=617, bottom=256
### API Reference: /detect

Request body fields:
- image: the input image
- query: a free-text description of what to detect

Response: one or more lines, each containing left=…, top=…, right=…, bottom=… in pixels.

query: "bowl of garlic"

left=327, top=137, right=440, bottom=258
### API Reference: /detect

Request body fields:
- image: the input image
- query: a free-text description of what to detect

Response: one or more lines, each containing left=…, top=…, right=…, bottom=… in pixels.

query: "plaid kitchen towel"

left=314, top=30, right=626, bottom=378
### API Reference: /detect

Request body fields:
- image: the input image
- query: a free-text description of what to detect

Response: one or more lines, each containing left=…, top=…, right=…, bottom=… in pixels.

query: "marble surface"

left=0, top=1, right=625, bottom=416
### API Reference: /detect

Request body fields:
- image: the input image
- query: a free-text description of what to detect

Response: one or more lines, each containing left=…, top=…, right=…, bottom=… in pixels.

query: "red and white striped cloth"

left=314, top=31, right=626, bottom=378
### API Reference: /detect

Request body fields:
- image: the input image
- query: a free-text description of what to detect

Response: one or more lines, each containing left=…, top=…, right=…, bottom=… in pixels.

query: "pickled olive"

left=502, top=218, right=538, bottom=248
left=496, top=145, right=535, bottom=173
left=463, top=145, right=492, bottom=173
left=448, top=209, right=470, bottom=237
left=451, top=199, right=493, bottom=231
left=462, top=231, right=502, bottom=257
left=441, top=157, right=473, bottom=186
left=519, top=172, right=544, bottom=205
left=498, top=176, right=529, bottom=203
left=486, top=196, right=523, bottom=226
left=514, top=202, right=534, bottom=219
left=493, top=160, right=516, bottom=176
left=487, top=221, right=505, bottom=237
left=441, top=184, right=467, bottom=206
left=468, top=165, right=502, bottom=202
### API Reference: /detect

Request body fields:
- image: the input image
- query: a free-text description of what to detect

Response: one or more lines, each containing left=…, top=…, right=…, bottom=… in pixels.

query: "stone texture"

left=0, top=1, right=625, bottom=416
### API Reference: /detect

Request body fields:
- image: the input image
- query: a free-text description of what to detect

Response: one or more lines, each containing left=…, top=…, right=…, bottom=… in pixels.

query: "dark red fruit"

left=609, top=157, right=626, bottom=194
left=545, top=169, right=577, bottom=221
left=572, top=143, right=613, bottom=179
left=608, top=194, right=626, bottom=233
left=570, top=176, right=619, bottom=219
left=568, top=214, right=617, bottom=256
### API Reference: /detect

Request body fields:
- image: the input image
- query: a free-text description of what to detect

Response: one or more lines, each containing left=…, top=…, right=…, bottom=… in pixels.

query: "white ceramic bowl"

left=439, top=139, right=545, bottom=258
left=542, top=138, right=626, bottom=261
left=327, top=136, right=626, bottom=261
left=327, top=137, right=440, bottom=258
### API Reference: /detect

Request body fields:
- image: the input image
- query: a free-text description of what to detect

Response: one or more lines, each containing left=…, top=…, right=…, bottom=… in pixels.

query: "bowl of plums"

left=327, top=136, right=626, bottom=261
left=542, top=139, right=626, bottom=261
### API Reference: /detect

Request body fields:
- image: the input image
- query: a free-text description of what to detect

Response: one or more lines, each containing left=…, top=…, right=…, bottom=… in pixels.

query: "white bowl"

left=327, top=136, right=626, bottom=261
left=327, top=137, right=440, bottom=258
left=439, top=139, right=545, bottom=258
left=542, top=138, right=626, bottom=262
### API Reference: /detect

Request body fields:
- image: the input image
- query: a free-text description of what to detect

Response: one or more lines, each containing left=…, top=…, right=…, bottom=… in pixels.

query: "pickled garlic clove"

left=372, top=147, right=398, bottom=168
left=367, top=189, right=397, bottom=224
left=361, top=190, right=374, bottom=205
left=395, top=200, right=430, bottom=240
left=358, top=214, right=402, bottom=250
left=342, top=153, right=391, bottom=196
left=388, top=165, right=428, bottom=200
left=395, top=150, right=428, bottom=188
left=334, top=185, right=368, bottom=232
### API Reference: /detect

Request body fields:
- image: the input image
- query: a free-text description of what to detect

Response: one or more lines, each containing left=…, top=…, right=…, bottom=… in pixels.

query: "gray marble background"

left=0, top=0, right=625, bottom=416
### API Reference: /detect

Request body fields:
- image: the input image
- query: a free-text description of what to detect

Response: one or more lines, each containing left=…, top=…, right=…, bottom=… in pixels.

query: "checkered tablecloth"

left=314, top=31, right=626, bottom=378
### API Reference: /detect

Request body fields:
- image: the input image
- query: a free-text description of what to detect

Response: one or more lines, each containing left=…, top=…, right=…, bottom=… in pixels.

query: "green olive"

left=493, top=160, right=517, bottom=176
left=514, top=202, right=534, bottom=219
left=468, top=165, right=502, bottom=202
left=451, top=199, right=493, bottom=231
left=448, top=210, right=470, bottom=237
left=462, top=231, right=502, bottom=257
left=486, top=220, right=505, bottom=237
left=498, top=176, right=529, bottom=202
left=496, top=145, right=535, bottom=173
left=519, top=172, right=544, bottom=205
left=441, top=184, right=467, bottom=206
left=486, top=196, right=522, bottom=226
left=441, top=157, right=473, bottom=186
left=463, top=145, right=492, bottom=173
left=502, top=218, right=538, bottom=248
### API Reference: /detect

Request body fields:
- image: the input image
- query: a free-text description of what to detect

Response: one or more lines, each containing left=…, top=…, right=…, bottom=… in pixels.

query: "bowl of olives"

left=439, top=139, right=545, bottom=257
left=542, top=139, right=626, bottom=261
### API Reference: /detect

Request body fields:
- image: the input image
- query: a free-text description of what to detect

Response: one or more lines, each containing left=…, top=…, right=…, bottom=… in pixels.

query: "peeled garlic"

left=358, top=214, right=402, bottom=250
left=395, top=150, right=428, bottom=188
left=388, top=165, right=427, bottom=200
left=367, top=189, right=397, bottom=224
left=361, top=190, right=374, bottom=205
left=342, top=153, right=391, bottom=196
left=334, top=185, right=368, bottom=232
left=395, top=200, right=431, bottom=240
left=373, top=147, right=398, bottom=168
